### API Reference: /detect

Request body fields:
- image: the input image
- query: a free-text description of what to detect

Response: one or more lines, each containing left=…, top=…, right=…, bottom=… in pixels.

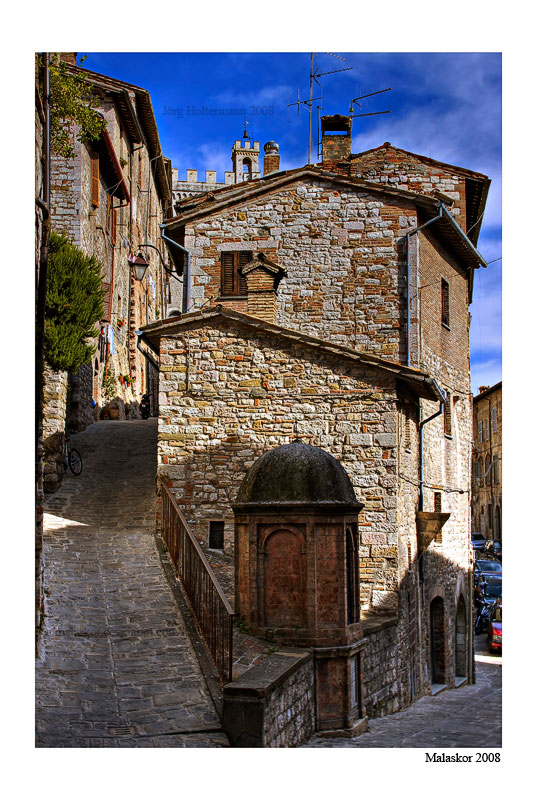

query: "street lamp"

left=131, top=251, right=150, bottom=282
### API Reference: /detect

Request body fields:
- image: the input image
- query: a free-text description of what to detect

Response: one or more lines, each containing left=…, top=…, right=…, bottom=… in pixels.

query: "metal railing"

left=160, top=482, right=234, bottom=683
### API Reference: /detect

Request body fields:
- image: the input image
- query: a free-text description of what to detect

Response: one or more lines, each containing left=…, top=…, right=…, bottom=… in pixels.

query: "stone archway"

left=430, top=596, right=446, bottom=684
left=455, top=595, right=467, bottom=678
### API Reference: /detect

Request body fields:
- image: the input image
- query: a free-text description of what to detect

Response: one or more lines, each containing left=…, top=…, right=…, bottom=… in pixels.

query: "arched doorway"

left=455, top=596, right=467, bottom=678
left=430, top=596, right=446, bottom=684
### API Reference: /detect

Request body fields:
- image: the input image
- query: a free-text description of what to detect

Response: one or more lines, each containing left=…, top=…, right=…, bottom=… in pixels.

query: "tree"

left=44, top=232, right=105, bottom=373
left=45, top=54, right=105, bottom=158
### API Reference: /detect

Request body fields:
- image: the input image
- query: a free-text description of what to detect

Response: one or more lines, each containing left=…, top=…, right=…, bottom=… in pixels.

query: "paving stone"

left=36, top=420, right=229, bottom=748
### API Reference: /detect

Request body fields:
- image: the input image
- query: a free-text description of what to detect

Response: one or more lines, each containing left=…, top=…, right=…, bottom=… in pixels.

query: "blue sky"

left=84, top=51, right=501, bottom=394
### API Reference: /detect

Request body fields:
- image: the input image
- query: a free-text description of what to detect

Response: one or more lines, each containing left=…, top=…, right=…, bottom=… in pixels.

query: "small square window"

left=209, top=521, right=224, bottom=550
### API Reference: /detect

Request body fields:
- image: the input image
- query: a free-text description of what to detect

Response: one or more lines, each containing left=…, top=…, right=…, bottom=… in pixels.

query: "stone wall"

left=177, top=180, right=418, bottom=362
left=222, top=648, right=314, bottom=747
left=158, top=317, right=400, bottom=612
left=42, top=365, right=69, bottom=493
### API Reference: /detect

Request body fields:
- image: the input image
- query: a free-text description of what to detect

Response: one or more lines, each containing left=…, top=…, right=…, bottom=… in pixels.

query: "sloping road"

left=36, top=419, right=229, bottom=747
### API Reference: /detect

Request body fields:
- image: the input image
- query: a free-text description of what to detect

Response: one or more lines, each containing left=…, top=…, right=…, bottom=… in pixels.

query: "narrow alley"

left=35, top=419, right=229, bottom=747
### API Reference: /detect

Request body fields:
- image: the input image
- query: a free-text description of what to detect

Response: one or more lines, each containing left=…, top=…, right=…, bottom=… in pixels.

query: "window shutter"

left=485, top=418, right=489, bottom=440
left=492, top=407, right=497, bottom=434
left=478, top=420, right=483, bottom=442
left=238, top=251, right=250, bottom=295
left=441, top=279, right=449, bottom=327
left=91, top=153, right=100, bottom=207
left=221, top=252, right=235, bottom=296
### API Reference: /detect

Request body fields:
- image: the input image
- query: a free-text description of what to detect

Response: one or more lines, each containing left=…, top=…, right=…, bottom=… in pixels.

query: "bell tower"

left=231, top=121, right=261, bottom=183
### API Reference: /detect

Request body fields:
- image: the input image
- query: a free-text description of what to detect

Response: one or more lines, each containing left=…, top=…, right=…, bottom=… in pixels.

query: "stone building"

left=140, top=114, right=491, bottom=727
left=472, top=381, right=502, bottom=540
left=42, top=56, right=174, bottom=491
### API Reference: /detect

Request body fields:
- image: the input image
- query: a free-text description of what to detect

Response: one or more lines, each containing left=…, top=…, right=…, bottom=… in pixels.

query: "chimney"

left=321, top=115, right=352, bottom=165
left=479, top=386, right=490, bottom=394
left=263, top=141, right=280, bottom=175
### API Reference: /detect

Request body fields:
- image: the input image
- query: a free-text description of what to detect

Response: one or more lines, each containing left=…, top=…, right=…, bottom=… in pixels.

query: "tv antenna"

left=288, top=53, right=353, bottom=165
left=349, top=87, right=392, bottom=120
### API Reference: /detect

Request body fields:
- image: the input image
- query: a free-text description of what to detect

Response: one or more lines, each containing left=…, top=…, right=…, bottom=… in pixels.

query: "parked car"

left=471, top=532, right=487, bottom=551
left=474, top=559, right=502, bottom=582
left=480, top=576, right=502, bottom=603
left=487, top=598, right=502, bottom=653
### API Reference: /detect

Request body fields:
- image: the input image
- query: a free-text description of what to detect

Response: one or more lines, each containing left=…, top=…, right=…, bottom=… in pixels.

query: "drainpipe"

left=159, top=224, right=191, bottom=313
left=419, top=378, right=445, bottom=512
left=405, top=205, right=444, bottom=367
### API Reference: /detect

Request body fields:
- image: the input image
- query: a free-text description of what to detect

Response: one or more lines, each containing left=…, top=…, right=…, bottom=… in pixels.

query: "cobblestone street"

left=304, top=657, right=501, bottom=748
left=36, top=420, right=229, bottom=747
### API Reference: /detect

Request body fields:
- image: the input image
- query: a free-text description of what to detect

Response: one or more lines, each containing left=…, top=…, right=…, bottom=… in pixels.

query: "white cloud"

left=470, top=358, right=502, bottom=396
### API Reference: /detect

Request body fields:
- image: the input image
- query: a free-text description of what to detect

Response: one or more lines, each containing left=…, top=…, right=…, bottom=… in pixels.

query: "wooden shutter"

left=221, top=251, right=250, bottom=296
left=238, top=251, right=250, bottom=295
left=91, top=153, right=100, bottom=207
left=221, top=252, right=235, bottom=296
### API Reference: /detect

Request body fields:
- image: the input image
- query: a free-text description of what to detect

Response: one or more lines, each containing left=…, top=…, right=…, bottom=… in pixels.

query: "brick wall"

left=351, top=144, right=468, bottom=231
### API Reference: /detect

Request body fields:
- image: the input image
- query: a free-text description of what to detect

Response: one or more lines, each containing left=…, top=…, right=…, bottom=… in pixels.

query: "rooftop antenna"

left=288, top=53, right=353, bottom=164
left=349, top=87, right=392, bottom=120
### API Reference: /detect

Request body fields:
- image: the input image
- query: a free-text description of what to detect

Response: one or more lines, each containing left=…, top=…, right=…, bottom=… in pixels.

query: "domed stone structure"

left=232, top=440, right=367, bottom=733
left=234, top=440, right=361, bottom=509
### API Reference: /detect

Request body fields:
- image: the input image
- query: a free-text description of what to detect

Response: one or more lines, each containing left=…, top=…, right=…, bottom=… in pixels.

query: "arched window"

left=242, top=158, right=252, bottom=180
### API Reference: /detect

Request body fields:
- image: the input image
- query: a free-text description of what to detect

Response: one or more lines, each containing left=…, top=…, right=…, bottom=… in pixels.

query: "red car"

left=487, top=599, right=502, bottom=653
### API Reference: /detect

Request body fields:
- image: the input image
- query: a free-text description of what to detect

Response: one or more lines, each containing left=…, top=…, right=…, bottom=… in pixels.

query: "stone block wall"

left=157, top=318, right=400, bottom=612
left=222, top=648, right=314, bottom=747
left=42, top=365, right=68, bottom=493
left=178, top=180, right=418, bottom=362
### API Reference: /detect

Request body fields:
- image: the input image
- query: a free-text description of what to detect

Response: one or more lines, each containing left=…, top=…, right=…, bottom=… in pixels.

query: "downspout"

left=419, top=378, right=446, bottom=512
left=135, top=330, right=159, bottom=370
left=159, top=224, right=191, bottom=313
left=405, top=205, right=444, bottom=367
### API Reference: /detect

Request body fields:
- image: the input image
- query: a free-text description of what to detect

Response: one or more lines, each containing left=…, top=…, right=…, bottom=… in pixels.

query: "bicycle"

left=64, top=436, right=83, bottom=476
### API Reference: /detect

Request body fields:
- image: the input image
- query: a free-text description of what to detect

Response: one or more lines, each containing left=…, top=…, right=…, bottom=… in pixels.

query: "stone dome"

left=234, top=440, right=361, bottom=508
left=264, top=140, right=279, bottom=154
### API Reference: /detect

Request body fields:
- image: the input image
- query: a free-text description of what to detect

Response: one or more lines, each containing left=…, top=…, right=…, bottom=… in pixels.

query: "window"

left=485, top=455, right=491, bottom=485
left=434, top=492, right=442, bottom=512
left=90, top=152, right=99, bottom=207
left=493, top=455, right=500, bottom=484
left=492, top=406, right=498, bottom=434
left=221, top=251, right=250, bottom=296
left=478, top=420, right=483, bottom=442
left=444, top=391, right=452, bottom=436
left=484, top=418, right=489, bottom=440
left=441, top=278, right=450, bottom=327
left=209, top=521, right=224, bottom=550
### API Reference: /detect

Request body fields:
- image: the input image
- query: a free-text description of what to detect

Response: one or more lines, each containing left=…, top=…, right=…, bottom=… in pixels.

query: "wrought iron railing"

left=160, top=482, right=234, bottom=683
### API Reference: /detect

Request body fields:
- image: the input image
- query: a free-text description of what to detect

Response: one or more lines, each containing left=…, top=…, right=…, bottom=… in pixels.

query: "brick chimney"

left=321, top=115, right=352, bottom=165
left=479, top=385, right=490, bottom=394
left=240, top=253, right=286, bottom=323
left=263, top=141, right=280, bottom=175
